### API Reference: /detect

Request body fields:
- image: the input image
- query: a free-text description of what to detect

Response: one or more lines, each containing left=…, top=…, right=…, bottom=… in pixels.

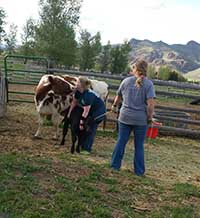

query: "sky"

left=1, top=0, right=200, bottom=45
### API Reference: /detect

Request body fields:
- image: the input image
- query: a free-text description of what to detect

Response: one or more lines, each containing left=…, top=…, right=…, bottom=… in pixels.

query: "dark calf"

left=60, top=106, right=93, bottom=154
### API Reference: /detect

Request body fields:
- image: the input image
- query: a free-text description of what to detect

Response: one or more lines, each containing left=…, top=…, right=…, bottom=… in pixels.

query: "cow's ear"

left=70, top=85, right=76, bottom=91
left=48, top=76, right=54, bottom=84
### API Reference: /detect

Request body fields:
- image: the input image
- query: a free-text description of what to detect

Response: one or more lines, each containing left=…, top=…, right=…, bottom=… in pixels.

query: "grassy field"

left=0, top=103, right=200, bottom=218
left=185, top=68, right=200, bottom=82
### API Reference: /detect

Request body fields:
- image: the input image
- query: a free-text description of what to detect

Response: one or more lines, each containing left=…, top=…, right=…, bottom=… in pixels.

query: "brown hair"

left=133, top=60, right=148, bottom=88
left=78, top=76, right=91, bottom=90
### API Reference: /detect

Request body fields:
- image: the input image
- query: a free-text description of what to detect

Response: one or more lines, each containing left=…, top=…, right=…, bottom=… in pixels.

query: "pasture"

left=0, top=103, right=200, bottom=218
left=1, top=55, right=200, bottom=217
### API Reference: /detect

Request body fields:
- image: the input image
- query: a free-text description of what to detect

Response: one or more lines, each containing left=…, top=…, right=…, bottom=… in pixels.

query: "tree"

left=110, top=40, right=131, bottom=74
left=78, top=30, right=102, bottom=71
left=20, top=18, right=36, bottom=55
left=0, top=8, right=6, bottom=49
left=35, top=0, right=82, bottom=67
left=158, top=66, right=186, bottom=81
left=147, top=65, right=157, bottom=79
left=4, top=24, right=18, bottom=54
left=98, top=41, right=112, bottom=73
left=158, top=66, right=171, bottom=80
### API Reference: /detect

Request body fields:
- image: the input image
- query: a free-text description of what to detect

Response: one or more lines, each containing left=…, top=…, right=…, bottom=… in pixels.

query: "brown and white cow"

left=34, top=75, right=75, bottom=139
left=34, top=74, right=109, bottom=139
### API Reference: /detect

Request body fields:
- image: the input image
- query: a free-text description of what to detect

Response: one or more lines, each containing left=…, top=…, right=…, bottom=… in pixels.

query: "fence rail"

left=106, top=118, right=200, bottom=139
left=3, top=55, right=200, bottom=139
left=108, top=85, right=200, bottom=99
left=48, top=68, right=200, bottom=90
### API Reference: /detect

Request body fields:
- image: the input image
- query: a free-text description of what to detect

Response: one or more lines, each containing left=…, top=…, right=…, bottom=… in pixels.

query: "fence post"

left=0, top=69, right=7, bottom=117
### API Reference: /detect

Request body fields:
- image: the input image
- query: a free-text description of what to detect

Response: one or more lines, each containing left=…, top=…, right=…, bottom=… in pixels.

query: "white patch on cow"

left=38, top=74, right=50, bottom=86
left=90, top=80, right=109, bottom=101
left=34, top=89, right=72, bottom=139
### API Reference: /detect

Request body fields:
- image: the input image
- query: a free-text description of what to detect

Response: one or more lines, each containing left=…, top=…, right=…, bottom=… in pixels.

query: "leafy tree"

left=158, top=66, right=171, bottom=80
left=0, top=8, right=6, bottom=49
left=158, top=66, right=186, bottom=81
left=4, top=24, right=18, bottom=54
left=35, top=0, right=82, bottom=67
left=110, top=40, right=131, bottom=74
left=147, top=65, right=158, bottom=79
left=20, top=18, right=36, bottom=55
left=98, top=41, right=112, bottom=73
left=78, top=30, right=102, bottom=71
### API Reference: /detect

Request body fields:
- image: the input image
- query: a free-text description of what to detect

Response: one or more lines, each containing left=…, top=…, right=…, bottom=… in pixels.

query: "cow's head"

left=62, top=75, right=78, bottom=86
left=48, top=75, right=75, bottom=95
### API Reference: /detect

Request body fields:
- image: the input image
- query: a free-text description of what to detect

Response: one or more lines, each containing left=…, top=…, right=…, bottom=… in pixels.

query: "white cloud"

left=0, top=0, right=39, bottom=41
left=80, top=0, right=200, bottom=44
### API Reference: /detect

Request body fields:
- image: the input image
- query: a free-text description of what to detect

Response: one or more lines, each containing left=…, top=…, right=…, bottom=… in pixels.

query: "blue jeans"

left=111, top=122, right=147, bottom=176
left=82, top=122, right=99, bottom=152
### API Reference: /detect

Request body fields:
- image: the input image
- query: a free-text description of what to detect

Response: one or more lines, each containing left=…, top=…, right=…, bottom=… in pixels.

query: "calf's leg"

left=71, top=128, right=77, bottom=154
left=60, top=119, right=69, bottom=145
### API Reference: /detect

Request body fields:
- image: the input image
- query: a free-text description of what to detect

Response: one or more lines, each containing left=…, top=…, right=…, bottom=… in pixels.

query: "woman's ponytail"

left=134, top=60, right=148, bottom=88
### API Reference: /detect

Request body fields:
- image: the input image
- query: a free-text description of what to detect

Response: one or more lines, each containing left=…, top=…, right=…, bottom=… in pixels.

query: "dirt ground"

left=0, top=103, right=200, bottom=187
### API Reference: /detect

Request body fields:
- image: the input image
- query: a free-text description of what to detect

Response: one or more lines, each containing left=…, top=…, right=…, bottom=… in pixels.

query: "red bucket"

left=146, top=121, right=162, bottom=139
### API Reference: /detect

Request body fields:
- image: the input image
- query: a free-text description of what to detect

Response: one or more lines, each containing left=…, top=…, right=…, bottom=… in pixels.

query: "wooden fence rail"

left=108, top=84, right=200, bottom=99
left=48, top=68, right=200, bottom=90
left=155, top=105, right=200, bottom=114
left=106, top=118, right=200, bottom=139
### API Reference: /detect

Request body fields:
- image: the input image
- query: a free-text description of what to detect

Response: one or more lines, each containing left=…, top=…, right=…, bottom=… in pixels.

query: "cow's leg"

left=34, top=113, right=44, bottom=138
left=60, top=118, right=69, bottom=145
left=52, top=114, right=60, bottom=140
left=102, top=115, right=107, bottom=131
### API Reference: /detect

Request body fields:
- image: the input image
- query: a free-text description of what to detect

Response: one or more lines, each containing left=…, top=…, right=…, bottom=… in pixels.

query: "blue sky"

left=1, top=0, right=200, bottom=45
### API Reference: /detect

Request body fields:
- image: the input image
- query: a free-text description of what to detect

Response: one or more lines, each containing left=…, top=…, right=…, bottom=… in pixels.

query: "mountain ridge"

left=129, top=38, right=200, bottom=73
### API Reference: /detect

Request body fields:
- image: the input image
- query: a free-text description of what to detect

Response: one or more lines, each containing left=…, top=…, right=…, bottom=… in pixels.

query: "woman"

left=110, top=60, right=156, bottom=176
left=68, top=76, right=106, bottom=153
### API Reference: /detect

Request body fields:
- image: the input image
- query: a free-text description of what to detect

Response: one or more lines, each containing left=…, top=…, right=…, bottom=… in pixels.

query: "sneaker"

left=81, top=150, right=91, bottom=155
left=110, top=167, right=120, bottom=174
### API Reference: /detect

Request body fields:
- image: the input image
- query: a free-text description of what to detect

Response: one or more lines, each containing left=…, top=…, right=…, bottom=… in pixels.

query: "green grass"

left=173, top=183, right=200, bottom=198
left=0, top=151, right=200, bottom=218
left=1, top=79, right=200, bottom=218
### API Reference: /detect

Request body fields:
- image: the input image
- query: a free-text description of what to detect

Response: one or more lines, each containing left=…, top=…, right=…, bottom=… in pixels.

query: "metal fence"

left=0, top=70, right=7, bottom=117
left=4, top=55, right=48, bottom=103
left=2, top=55, right=200, bottom=138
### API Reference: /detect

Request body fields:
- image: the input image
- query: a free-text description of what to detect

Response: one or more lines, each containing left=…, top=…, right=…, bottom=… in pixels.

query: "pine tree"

left=0, top=8, right=6, bottom=50
left=78, top=30, right=102, bottom=71
left=21, top=18, right=36, bottom=55
left=35, top=0, right=82, bottom=67
left=4, top=24, right=18, bottom=54
left=98, top=41, right=112, bottom=73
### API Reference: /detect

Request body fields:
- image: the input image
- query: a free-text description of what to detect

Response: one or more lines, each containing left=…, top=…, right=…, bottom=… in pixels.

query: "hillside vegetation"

left=130, top=39, right=200, bottom=73
left=185, top=68, right=200, bottom=81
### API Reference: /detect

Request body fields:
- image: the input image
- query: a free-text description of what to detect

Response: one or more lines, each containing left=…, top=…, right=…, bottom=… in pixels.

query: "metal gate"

left=0, top=68, right=7, bottom=117
left=4, top=55, right=48, bottom=103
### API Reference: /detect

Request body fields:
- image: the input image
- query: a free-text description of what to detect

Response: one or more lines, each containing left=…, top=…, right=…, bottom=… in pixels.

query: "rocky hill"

left=129, top=38, right=200, bottom=73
